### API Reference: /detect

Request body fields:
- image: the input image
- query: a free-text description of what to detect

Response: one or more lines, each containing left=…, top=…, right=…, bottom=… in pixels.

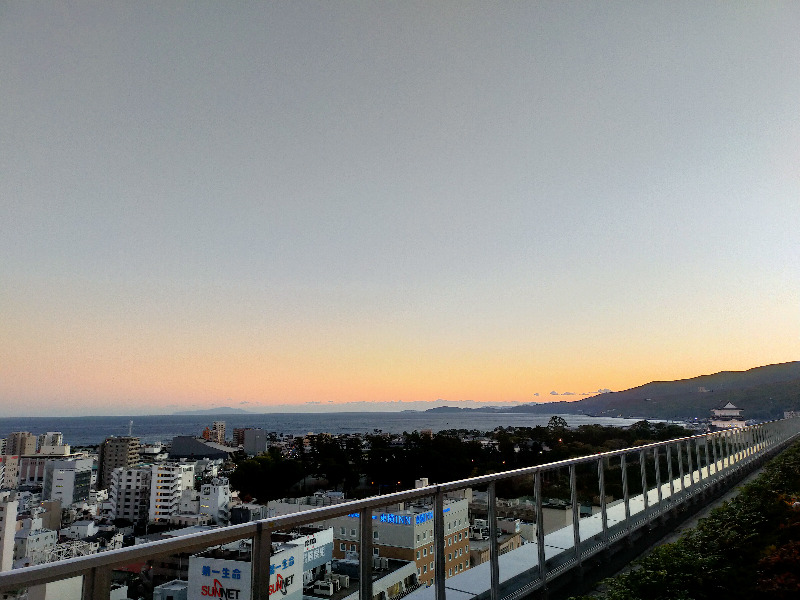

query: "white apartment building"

left=199, top=477, right=231, bottom=525
left=43, top=458, right=93, bottom=506
left=149, top=462, right=195, bottom=523
left=109, top=467, right=151, bottom=524
left=0, top=491, right=19, bottom=572
left=37, top=432, right=64, bottom=449
left=13, top=516, right=58, bottom=568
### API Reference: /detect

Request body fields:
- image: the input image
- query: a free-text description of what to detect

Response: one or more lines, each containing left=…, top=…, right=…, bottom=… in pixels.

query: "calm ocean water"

left=0, top=412, right=644, bottom=446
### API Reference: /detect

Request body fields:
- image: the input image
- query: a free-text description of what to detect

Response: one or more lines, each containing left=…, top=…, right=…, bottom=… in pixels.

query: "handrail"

left=1, top=417, right=798, bottom=600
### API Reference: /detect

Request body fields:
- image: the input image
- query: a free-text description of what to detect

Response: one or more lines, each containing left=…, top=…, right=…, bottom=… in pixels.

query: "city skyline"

left=2, top=3, right=799, bottom=418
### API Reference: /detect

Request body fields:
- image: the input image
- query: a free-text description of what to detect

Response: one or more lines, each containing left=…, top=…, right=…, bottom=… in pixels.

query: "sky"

left=1, top=2, right=799, bottom=417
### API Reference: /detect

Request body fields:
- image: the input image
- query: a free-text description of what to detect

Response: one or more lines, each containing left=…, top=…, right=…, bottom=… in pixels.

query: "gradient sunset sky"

left=2, top=2, right=798, bottom=417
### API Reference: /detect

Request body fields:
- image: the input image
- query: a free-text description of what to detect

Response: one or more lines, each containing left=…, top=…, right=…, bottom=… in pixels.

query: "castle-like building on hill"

left=709, top=402, right=746, bottom=429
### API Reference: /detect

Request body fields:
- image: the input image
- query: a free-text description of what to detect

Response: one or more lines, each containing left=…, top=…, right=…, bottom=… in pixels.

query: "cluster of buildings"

left=0, top=423, right=603, bottom=600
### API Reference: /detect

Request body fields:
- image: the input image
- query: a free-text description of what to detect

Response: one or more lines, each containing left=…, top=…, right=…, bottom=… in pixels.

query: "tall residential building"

left=108, top=467, right=151, bottom=524
left=97, top=436, right=140, bottom=490
left=6, top=432, right=37, bottom=457
left=37, top=432, right=63, bottom=450
left=149, top=462, right=195, bottom=523
left=0, top=491, right=18, bottom=572
left=199, top=477, right=231, bottom=525
left=0, top=456, right=20, bottom=489
left=42, top=458, right=93, bottom=506
left=211, top=421, right=226, bottom=444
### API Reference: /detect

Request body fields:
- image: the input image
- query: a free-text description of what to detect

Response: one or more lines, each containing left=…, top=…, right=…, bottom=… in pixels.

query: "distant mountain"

left=173, top=406, right=252, bottom=415
left=563, top=362, right=800, bottom=421
left=424, top=362, right=800, bottom=421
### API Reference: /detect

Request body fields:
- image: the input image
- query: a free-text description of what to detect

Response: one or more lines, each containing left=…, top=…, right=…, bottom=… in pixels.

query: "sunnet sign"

left=188, top=545, right=303, bottom=600
left=188, top=557, right=251, bottom=600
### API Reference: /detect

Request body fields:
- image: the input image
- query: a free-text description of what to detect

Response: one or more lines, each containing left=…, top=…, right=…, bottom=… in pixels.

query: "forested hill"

left=434, top=362, right=800, bottom=421
left=563, top=361, right=800, bottom=421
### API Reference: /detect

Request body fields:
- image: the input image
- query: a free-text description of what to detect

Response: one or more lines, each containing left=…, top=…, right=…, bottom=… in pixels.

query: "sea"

left=0, top=412, right=645, bottom=447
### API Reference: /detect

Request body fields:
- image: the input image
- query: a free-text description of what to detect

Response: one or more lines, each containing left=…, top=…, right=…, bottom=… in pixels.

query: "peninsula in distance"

left=173, top=361, right=799, bottom=422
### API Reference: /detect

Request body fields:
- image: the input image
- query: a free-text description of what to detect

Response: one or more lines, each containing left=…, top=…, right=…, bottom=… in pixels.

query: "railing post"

left=686, top=440, right=695, bottom=487
left=666, top=443, right=675, bottom=501
left=724, top=429, right=731, bottom=468
left=676, top=442, right=685, bottom=493
left=252, top=522, right=272, bottom=600
left=695, top=438, right=704, bottom=483
left=359, top=507, right=373, bottom=600
left=82, top=567, right=110, bottom=600
left=570, top=464, right=582, bottom=567
left=653, top=446, right=662, bottom=507
left=704, top=438, right=711, bottom=481
left=434, top=490, right=446, bottom=600
left=620, top=454, right=630, bottom=535
left=710, top=434, right=719, bottom=476
left=534, top=470, right=547, bottom=584
left=639, top=449, right=649, bottom=516
left=597, top=457, right=608, bottom=546
left=487, top=481, right=500, bottom=600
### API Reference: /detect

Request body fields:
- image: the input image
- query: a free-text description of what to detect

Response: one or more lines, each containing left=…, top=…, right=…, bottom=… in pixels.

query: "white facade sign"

left=188, top=556, right=251, bottom=600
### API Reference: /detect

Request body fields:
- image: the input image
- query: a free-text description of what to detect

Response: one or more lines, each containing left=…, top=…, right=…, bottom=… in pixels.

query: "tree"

left=547, top=415, right=569, bottom=431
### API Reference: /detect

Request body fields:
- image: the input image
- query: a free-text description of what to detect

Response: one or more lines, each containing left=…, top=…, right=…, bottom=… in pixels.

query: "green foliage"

left=578, top=440, right=800, bottom=600
left=228, top=449, right=305, bottom=502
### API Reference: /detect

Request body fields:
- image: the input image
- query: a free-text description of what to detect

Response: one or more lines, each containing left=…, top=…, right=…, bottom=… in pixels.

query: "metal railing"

left=1, top=418, right=798, bottom=600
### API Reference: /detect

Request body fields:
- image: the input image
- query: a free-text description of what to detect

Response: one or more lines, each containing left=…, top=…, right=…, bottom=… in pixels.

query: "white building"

left=60, top=520, right=100, bottom=541
left=710, top=402, right=746, bottom=429
left=149, top=462, right=196, bottom=523
left=0, top=491, right=19, bottom=572
left=200, top=477, right=231, bottom=525
left=153, top=580, right=188, bottom=600
left=43, top=458, right=93, bottom=505
left=13, top=516, right=58, bottom=568
left=109, top=467, right=151, bottom=524
left=37, top=432, right=63, bottom=449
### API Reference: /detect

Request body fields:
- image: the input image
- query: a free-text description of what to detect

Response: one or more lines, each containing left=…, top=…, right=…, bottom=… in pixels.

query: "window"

left=423, top=566, right=427, bottom=574
left=416, top=551, right=420, bottom=559
left=373, top=548, right=379, bottom=556
left=430, top=562, right=434, bottom=570
left=351, top=529, right=356, bottom=537
left=447, top=522, right=451, bottom=530
left=448, top=553, right=452, bottom=561
left=417, top=568, right=421, bottom=576
left=373, top=530, right=379, bottom=540
left=422, top=531, right=426, bottom=539
left=416, top=534, right=420, bottom=542
left=340, top=543, right=345, bottom=551
left=458, top=533, right=463, bottom=541
left=423, top=548, right=427, bottom=557
left=448, top=568, right=452, bottom=577
left=340, top=527, right=346, bottom=535
left=350, top=544, right=356, bottom=551
left=448, top=538, right=451, bottom=546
